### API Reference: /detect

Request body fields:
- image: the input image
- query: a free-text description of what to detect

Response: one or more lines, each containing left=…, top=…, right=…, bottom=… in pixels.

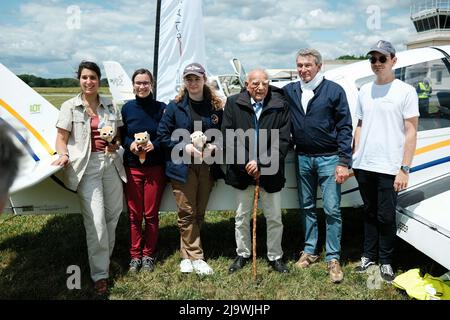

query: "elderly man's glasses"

left=369, top=56, right=388, bottom=64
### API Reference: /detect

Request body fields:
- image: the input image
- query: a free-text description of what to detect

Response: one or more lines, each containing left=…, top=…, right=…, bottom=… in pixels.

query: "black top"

left=188, top=98, right=210, bottom=129
left=121, top=94, right=166, bottom=167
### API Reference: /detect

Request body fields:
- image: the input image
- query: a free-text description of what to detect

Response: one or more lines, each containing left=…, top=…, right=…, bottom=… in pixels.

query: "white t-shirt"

left=352, top=79, right=419, bottom=175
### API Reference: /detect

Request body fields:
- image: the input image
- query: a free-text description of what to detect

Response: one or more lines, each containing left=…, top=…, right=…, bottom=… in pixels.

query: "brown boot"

left=295, top=251, right=319, bottom=268
left=327, top=259, right=344, bottom=283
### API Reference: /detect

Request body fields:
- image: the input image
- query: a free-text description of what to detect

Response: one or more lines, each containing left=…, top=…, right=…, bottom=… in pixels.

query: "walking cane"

left=252, top=177, right=260, bottom=281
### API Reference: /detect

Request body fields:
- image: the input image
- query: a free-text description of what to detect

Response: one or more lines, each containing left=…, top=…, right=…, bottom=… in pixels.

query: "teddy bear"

left=134, top=131, right=150, bottom=164
left=98, top=125, right=118, bottom=159
left=190, top=131, right=207, bottom=152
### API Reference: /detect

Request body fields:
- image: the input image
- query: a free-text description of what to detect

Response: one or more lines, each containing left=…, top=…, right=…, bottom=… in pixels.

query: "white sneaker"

left=180, top=259, right=193, bottom=273
left=192, top=259, right=214, bottom=275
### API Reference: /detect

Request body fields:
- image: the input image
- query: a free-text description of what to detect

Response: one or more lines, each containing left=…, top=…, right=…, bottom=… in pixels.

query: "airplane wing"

left=103, top=61, right=134, bottom=104
left=0, top=63, right=61, bottom=194
left=397, top=173, right=450, bottom=269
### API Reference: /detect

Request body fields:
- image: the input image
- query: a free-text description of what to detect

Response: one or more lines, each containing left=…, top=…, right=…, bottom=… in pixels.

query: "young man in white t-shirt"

left=352, top=40, right=419, bottom=283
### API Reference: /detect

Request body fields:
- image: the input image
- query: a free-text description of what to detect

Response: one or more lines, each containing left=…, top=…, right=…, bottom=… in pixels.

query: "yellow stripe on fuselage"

left=415, top=139, right=450, bottom=156
left=345, top=139, right=450, bottom=178
left=0, top=98, right=55, bottom=155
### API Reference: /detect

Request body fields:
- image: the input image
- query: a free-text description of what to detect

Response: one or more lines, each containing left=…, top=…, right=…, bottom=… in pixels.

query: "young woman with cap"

left=157, top=62, right=224, bottom=275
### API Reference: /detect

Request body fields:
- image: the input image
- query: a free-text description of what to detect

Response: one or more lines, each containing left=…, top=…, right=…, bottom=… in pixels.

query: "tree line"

left=17, top=56, right=367, bottom=87
left=336, top=55, right=368, bottom=60
left=18, top=74, right=109, bottom=87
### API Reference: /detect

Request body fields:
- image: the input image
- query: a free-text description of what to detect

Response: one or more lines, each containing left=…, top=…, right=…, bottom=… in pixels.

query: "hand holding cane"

left=252, top=176, right=260, bottom=281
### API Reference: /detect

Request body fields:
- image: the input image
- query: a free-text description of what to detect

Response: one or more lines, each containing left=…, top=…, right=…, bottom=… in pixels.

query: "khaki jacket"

left=56, top=93, right=126, bottom=191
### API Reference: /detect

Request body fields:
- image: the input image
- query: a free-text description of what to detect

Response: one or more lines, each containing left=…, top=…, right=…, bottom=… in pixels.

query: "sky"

left=0, top=0, right=419, bottom=78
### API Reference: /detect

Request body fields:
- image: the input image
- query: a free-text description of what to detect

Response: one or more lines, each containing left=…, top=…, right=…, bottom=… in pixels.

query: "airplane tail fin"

left=103, top=61, right=134, bottom=104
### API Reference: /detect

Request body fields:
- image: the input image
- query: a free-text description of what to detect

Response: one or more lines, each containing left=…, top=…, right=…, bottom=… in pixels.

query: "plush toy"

left=190, top=131, right=207, bottom=151
left=98, top=125, right=118, bottom=158
left=134, top=131, right=150, bottom=164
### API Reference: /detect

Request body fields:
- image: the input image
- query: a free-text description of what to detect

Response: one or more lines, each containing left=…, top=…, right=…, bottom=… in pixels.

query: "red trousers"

left=125, top=166, right=166, bottom=259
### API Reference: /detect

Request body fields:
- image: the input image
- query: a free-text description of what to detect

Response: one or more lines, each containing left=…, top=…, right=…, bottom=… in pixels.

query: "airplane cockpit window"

left=399, top=58, right=450, bottom=132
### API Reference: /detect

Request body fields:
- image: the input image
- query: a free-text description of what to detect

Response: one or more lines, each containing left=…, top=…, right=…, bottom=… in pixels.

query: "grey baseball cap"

left=183, top=62, right=206, bottom=77
left=368, top=40, right=396, bottom=56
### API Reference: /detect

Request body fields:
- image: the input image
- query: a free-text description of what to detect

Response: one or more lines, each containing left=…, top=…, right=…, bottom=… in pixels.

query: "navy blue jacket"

left=120, top=95, right=166, bottom=167
left=283, top=79, right=353, bottom=167
left=157, top=95, right=223, bottom=183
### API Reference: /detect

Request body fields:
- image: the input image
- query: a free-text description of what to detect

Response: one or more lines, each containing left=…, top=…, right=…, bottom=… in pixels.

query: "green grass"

left=34, top=87, right=110, bottom=95
left=42, top=96, right=73, bottom=108
left=33, top=87, right=112, bottom=109
left=0, top=208, right=446, bottom=300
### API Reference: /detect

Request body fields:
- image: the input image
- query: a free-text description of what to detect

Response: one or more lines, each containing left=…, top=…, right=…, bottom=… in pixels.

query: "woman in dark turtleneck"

left=120, top=68, right=166, bottom=273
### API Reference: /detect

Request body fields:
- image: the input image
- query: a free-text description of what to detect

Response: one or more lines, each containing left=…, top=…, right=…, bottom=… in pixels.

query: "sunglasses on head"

left=369, top=55, right=388, bottom=64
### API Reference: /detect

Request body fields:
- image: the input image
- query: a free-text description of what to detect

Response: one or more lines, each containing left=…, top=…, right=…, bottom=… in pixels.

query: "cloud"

left=344, top=26, right=413, bottom=56
left=299, top=8, right=355, bottom=29
left=386, top=13, right=415, bottom=28
left=0, top=0, right=418, bottom=78
left=0, top=1, right=155, bottom=77
left=355, top=0, right=412, bottom=10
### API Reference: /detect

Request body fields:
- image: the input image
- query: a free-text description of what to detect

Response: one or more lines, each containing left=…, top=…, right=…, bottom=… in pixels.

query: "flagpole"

left=153, top=0, right=162, bottom=99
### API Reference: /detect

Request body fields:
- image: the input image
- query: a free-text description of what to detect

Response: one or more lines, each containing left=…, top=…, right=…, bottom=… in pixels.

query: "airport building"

left=407, top=0, right=450, bottom=49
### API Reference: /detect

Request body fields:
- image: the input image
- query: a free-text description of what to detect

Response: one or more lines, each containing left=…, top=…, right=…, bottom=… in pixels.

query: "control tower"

left=407, top=0, right=450, bottom=49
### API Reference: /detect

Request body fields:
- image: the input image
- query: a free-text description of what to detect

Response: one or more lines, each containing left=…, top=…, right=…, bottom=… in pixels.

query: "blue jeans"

left=296, top=155, right=342, bottom=261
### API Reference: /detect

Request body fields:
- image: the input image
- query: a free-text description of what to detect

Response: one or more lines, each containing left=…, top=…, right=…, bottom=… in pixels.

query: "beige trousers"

left=234, top=186, right=284, bottom=261
left=171, top=163, right=214, bottom=260
left=77, top=152, right=123, bottom=282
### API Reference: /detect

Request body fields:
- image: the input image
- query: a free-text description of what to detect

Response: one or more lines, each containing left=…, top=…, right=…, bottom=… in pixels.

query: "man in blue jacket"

left=283, top=48, right=352, bottom=283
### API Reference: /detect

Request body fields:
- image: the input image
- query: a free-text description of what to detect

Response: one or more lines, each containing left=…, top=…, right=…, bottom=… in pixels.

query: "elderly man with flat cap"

left=352, top=40, right=419, bottom=283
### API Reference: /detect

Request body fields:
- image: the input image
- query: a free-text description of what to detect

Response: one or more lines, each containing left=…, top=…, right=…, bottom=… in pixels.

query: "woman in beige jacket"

left=52, top=61, right=126, bottom=296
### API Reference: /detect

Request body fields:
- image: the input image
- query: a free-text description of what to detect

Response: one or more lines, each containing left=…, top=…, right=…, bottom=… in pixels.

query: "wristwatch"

left=400, top=165, right=410, bottom=174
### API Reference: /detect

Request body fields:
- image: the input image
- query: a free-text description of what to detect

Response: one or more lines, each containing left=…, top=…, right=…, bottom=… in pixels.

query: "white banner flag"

left=157, top=0, right=206, bottom=104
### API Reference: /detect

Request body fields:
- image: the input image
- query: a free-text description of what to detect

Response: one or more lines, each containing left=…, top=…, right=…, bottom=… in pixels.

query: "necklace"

left=86, top=108, right=98, bottom=118
left=82, top=94, right=99, bottom=118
